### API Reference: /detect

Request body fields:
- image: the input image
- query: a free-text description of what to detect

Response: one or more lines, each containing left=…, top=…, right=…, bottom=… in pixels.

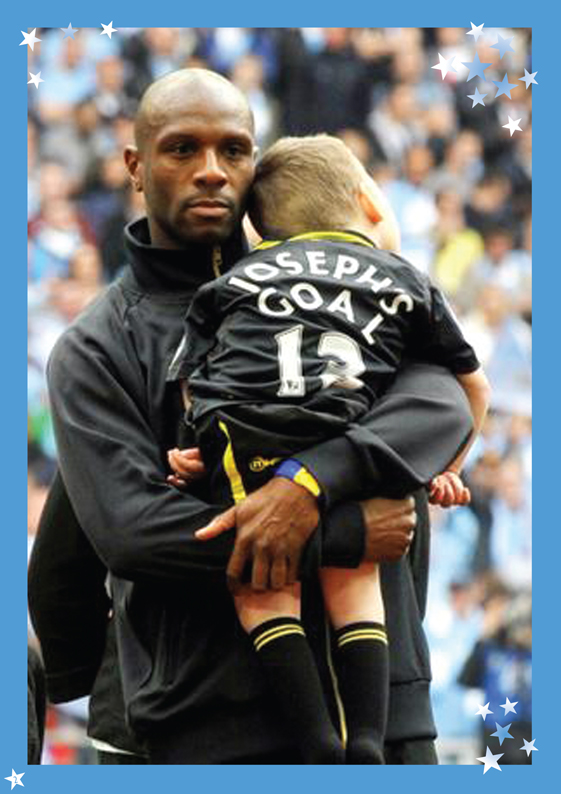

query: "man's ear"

left=358, top=186, right=383, bottom=224
left=124, top=146, right=144, bottom=193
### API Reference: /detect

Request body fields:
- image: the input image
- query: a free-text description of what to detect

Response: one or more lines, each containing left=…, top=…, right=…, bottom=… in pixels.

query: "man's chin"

left=177, top=217, right=236, bottom=247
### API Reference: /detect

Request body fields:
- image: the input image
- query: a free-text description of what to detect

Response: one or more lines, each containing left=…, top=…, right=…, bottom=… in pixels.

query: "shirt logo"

left=249, top=456, right=282, bottom=472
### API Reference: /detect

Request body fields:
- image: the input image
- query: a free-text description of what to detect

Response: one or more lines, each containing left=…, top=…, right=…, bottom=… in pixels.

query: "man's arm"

left=28, top=471, right=111, bottom=702
left=199, top=363, right=471, bottom=586
left=47, top=326, right=237, bottom=584
left=47, top=322, right=325, bottom=586
left=290, top=362, right=473, bottom=505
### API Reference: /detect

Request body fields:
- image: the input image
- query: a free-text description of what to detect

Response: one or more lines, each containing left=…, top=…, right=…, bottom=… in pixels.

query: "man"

left=29, top=69, right=472, bottom=764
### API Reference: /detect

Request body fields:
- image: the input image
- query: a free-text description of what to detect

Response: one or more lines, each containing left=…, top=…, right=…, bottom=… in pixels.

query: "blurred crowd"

left=27, top=27, right=532, bottom=764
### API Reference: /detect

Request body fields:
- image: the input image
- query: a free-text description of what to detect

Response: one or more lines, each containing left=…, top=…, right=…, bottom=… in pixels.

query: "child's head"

left=248, top=134, right=400, bottom=250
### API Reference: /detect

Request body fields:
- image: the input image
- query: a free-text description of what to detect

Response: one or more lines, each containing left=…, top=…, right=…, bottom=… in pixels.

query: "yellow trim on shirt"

left=255, top=231, right=374, bottom=251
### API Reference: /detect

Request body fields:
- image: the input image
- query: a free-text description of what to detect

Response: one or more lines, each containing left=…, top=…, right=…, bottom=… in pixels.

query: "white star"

left=476, top=746, right=504, bottom=774
left=475, top=702, right=493, bottom=720
left=19, top=28, right=41, bottom=51
left=27, top=71, right=44, bottom=89
left=520, top=69, right=538, bottom=89
left=501, top=696, right=519, bottom=714
left=467, top=22, right=485, bottom=42
left=60, top=23, right=78, bottom=39
left=431, top=53, right=458, bottom=80
left=101, top=22, right=118, bottom=39
left=4, top=770, right=24, bottom=790
left=520, top=738, right=538, bottom=756
left=503, top=116, right=523, bottom=137
left=467, top=87, right=487, bottom=107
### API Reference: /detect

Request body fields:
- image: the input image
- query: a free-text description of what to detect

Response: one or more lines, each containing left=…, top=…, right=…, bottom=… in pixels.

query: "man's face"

left=131, top=92, right=255, bottom=248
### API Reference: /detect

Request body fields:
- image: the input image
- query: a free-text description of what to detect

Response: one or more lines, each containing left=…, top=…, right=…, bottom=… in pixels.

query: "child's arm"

left=429, top=366, right=490, bottom=507
left=450, top=367, right=491, bottom=474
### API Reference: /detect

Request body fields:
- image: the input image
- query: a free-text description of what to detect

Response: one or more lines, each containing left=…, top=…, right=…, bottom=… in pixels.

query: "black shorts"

left=194, top=402, right=340, bottom=505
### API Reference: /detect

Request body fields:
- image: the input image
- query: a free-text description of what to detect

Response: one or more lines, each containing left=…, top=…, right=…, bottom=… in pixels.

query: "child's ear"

left=358, top=183, right=401, bottom=252
left=358, top=187, right=383, bottom=224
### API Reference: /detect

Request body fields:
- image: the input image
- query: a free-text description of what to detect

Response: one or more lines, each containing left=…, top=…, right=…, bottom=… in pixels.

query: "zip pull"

left=212, top=245, right=223, bottom=278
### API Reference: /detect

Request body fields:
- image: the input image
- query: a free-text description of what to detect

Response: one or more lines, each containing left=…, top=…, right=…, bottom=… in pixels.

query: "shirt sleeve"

left=410, top=282, right=480, bottom=375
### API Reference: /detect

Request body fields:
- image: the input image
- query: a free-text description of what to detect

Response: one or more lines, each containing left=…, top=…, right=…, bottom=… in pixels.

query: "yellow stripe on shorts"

left=218, top=420, right=247, bottom=505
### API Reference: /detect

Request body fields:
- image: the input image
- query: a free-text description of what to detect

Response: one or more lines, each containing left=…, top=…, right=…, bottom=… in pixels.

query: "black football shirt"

left=169, top=231, right=479, bottom=423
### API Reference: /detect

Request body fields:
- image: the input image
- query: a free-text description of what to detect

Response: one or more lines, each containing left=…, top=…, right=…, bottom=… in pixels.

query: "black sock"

left=334, top=622, right=389, bottom=764
left=250, top=617, right=344, bottom=764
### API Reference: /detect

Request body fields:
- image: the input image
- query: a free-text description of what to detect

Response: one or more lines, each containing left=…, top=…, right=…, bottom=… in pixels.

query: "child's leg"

left=235, top=584, right=344, bottom=764
left=320, top=563, right=388, bottom=764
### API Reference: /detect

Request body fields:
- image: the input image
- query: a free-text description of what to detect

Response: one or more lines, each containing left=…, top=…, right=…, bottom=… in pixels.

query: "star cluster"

left=20, top=24, right=119, bottom=89
left=474, top=696, right=538, bottom=772
left=432, top=22, right=537, bottom=137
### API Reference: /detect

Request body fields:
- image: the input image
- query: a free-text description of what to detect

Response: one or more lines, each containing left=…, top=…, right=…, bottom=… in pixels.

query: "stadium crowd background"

left=26, top=27, right=532, bottom=765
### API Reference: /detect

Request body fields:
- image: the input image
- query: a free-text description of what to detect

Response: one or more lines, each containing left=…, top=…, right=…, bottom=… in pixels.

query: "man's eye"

left=171, top=142, right=196, bottom=155
left=225, top=144, right=246, bottom=159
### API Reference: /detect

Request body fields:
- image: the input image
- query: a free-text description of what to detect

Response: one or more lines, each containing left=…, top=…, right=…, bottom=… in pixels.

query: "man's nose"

left=194, top=149, right=227, bottom=185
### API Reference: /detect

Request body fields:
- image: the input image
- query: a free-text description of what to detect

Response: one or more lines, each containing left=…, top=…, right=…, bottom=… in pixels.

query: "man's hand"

left=429, top=471, right=470, bottom=508
left=360, top=496, right=417, bottom=562
left=196, top=477, right=319, bottom=592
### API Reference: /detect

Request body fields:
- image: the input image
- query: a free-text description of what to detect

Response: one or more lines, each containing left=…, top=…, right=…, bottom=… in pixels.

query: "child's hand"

left=429, top=471, right=471, bottom=508
left=167, top=447, right=206, bottom=489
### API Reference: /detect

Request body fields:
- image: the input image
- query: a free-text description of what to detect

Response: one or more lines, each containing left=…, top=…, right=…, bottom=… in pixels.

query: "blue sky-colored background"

left=3, top=1, right=555, bottom=792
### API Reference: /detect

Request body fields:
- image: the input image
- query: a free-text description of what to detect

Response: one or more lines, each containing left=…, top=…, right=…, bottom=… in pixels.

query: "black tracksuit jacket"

left=37, top=218, right=472, bottom=762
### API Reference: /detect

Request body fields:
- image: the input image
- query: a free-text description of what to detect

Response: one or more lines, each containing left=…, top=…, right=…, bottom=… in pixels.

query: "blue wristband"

left=274, top=459, right=321, bottom=498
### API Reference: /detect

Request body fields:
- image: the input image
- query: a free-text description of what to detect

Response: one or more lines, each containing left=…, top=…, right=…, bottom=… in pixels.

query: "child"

left=167, top=135, right=489, bottom=764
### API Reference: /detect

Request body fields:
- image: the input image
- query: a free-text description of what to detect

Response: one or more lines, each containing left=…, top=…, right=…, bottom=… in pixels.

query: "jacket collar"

left=123, top=217, right=248, bottom=295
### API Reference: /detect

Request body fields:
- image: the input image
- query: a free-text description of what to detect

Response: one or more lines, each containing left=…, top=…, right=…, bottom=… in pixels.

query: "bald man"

left=29, top=69, right=471, bottom=764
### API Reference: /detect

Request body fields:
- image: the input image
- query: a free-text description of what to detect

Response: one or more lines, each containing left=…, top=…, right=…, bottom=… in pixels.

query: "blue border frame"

left=7, top=2, right=554, bottom=793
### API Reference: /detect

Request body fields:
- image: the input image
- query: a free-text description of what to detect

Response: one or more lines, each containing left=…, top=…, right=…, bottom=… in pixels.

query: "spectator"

left=34, top=35, right=95, bottom=124
left=368, top=83, right=426, bottom=168
left=460, top=225, right=531, bottom=316
left=488, top=457, right=532, bottom=590
left=382, top=143, right=438, bottom=272
left=231, top=53, right=277, bottom=147
left=432, top=190, right=484, bottom=298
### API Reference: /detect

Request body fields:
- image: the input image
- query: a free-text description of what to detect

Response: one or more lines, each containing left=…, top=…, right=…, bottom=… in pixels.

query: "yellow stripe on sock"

left=253, top=622, right=302, bottom=645
left=337, top=629, right=388, bottom=649
left=218, top=420, right=247, bottom=505
left=254, top=625, right=306, bottom=653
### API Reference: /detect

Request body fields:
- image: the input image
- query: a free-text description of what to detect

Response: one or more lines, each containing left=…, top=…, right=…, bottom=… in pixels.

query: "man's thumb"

left=195, top=507, right=236, bottom=540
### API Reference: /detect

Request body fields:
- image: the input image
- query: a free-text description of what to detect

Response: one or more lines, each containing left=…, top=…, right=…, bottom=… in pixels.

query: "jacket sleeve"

left=296, top=361, right=474, bottom=506
left=28, top=470, right=111, bottom=703
left=47, top=320, right=237, bottom=585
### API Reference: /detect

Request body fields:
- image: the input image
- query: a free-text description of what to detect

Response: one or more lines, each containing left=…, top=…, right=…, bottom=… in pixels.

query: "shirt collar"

left=254, top=230, right=376, bottom=251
